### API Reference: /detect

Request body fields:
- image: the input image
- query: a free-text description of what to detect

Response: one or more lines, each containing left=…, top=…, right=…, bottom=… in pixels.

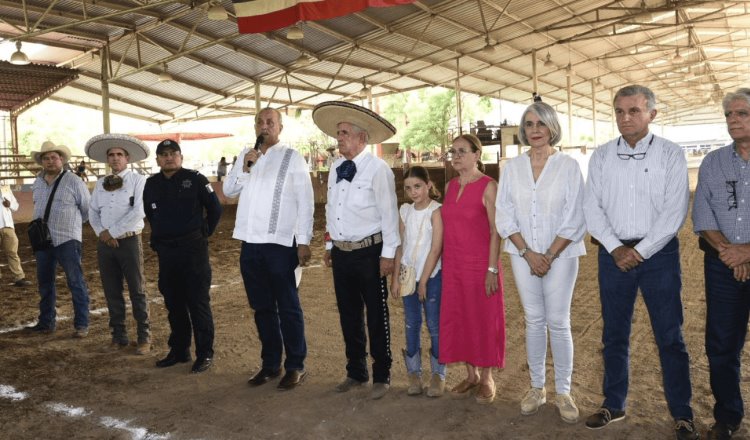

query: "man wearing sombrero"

left=314, top=101, right=400, bottom=400
left=27, top=141, right=91, bottom=337
left=86, top=134, right=151, bottom=354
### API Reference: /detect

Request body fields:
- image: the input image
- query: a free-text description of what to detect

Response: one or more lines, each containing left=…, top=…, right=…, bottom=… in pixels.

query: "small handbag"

left=398, top=207, right=426, bottom=297
left=27, top=171, right=65, bottom=252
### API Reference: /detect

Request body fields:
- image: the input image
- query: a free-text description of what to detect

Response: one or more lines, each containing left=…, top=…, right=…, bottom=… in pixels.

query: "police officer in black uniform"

left=143, top=139, right=222, bottom=374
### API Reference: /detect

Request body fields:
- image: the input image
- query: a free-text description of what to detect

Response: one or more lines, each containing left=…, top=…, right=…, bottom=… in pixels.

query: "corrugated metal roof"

left=1, top=0, right=749, bottom=126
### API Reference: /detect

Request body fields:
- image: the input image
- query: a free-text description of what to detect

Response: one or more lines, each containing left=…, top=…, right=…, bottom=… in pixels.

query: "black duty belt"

left=590, top=237, right=642, bottom=248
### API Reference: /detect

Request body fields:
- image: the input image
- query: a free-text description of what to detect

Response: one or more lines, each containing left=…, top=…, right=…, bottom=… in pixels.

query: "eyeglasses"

left=447, top=148, right=474, bottom=158
left=727, top=180, right=738, bottom=211
left=616, top=134, right=654, bottom=161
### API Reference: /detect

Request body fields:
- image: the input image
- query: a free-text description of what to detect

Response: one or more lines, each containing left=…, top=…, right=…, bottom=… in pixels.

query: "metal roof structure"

left=0, top=0, right=747, bottom=127
left=0, top=61, right=79, bottom=114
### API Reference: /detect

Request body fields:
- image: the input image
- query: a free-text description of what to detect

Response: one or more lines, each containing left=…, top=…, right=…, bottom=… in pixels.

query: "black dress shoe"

left=247, top=367, right=281, bottom=386
left=277, top=370, right=307, bottom=390
left=25, top=323, right=55, bottom=334
left=191, top=357, right=213, bottom=374
left=155, top=351, right=191, bottom=368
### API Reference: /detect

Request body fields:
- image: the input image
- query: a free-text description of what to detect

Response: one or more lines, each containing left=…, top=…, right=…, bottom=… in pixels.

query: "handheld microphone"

left=247, top=135, right=264, bottom=168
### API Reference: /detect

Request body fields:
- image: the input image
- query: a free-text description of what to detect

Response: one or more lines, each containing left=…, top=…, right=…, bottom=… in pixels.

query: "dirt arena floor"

left=1, top=169, right=748, bottom=440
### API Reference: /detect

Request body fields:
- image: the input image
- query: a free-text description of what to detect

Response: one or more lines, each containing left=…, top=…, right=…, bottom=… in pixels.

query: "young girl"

left=391, top=166, right=445, bottom=397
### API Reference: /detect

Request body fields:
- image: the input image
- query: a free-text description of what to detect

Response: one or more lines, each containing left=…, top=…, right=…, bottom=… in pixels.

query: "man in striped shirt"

left=692, top=88, right=750, bottom=440
left=27, top=142, right=91, bottom=338
left=583, top=85, right=698, bottom=440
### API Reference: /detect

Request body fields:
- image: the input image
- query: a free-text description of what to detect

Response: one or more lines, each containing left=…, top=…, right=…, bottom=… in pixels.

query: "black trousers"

left=156, top=237, right=214, bottom=358
left=331, top=242, right=392, bottom=383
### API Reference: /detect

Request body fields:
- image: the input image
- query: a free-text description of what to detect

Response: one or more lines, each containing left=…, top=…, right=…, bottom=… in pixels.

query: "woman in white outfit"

left=495, top=101, right=586, bottom=423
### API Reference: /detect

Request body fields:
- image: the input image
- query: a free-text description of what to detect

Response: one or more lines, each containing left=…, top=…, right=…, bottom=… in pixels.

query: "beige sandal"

left=475, top=383, right=496, bottom=404
left=450, top=379, right=479, bottom=399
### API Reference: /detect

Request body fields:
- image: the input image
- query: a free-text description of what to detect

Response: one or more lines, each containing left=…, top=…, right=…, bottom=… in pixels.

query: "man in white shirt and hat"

left=86, top=134, right=151, bottom=354
left=223, top=107, right=314, bottom=390
left=313, top=101, right=400, bottom=400
left=0, top=184, right=31, bottom=287
left=26, top=141, right=91, bottom=337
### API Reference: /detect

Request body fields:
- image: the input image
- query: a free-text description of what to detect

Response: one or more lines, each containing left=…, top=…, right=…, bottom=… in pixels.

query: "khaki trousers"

left=0, top=227, right=25, bottom=281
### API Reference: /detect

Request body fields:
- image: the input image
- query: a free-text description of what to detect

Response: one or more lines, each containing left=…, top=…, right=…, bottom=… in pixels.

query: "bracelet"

left=545, top=251, right=560, bottom=260
left=487, top=267, right=499, bottom=274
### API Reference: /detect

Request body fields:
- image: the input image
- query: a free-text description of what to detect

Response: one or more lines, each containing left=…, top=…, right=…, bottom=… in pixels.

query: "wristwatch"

left=519, top=247, right=529, bottom=257
left=487, top=267, right=499, bottom=274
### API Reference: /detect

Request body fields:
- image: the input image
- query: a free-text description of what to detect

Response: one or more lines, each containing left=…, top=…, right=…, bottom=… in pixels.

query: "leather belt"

left=590, top=237, right=642, bottom=248
left=333, top=232, right=382, bottom=252
left=116, top=231, right=141, bottom=240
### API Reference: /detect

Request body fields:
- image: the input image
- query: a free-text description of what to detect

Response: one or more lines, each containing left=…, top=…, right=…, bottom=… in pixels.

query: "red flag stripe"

left=234, top=0, right=416, bottom=34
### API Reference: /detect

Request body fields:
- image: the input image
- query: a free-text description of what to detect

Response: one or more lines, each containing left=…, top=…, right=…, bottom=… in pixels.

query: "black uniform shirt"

left=143, top=168, right=222, bottom=241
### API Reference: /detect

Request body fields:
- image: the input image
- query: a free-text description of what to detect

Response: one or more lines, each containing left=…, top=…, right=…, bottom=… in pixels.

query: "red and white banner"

left=232, top=0, right=417, bottom=34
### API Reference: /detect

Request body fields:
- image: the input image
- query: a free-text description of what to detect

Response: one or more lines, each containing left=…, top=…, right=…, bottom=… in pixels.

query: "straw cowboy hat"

left=312, top=101, right=396, bottom=144
left=85, top=133, right=150, bottom=163
left=31, top=141, right=71, bottom=164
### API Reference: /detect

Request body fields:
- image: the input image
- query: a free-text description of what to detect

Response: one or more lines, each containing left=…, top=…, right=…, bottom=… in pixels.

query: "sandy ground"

left=1, top=169, right=749, bottom=440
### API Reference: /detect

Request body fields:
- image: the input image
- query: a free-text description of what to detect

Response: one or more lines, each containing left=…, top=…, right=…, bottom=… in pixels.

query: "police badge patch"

left=182, top=179, right=192, bottom=189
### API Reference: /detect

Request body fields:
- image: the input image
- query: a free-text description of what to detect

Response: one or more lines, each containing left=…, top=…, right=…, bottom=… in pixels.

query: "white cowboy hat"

left=85, top=133, right=150, bottom=163
left=312, top=101, right=396, bottom=144
left=31, top=141, right=71, bottom=164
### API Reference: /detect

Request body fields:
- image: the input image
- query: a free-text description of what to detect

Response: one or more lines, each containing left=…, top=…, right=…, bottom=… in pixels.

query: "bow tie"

left=336, top=160, right=356, bottom=183
left=102, top=174, right=123, bottom=191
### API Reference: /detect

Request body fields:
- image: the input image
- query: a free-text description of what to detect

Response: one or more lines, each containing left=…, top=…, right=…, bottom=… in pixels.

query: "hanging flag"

left=233, top=0, right=417, bottom=34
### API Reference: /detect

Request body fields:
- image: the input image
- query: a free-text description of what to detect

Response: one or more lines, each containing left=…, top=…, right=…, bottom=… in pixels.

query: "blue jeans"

left=598, top=238, right=693, bottom=420
left=240, top=242, right=307, bottom=371
left=35, top=240, right=90, bottom=330
left=402, top=271, right=445, bottom=378
left=704, top=253, right=750, bottom=426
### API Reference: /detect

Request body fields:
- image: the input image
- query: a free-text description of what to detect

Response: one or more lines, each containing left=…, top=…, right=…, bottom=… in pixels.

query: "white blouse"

left=399, top=200, right=441, bottom=280
left=496, top=152, right=586, bottom=258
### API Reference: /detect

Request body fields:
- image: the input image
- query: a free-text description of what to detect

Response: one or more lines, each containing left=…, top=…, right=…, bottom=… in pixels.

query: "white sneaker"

left=555, top=394, right=579, bottom=423
left=521, top=387, right=546, bottom=415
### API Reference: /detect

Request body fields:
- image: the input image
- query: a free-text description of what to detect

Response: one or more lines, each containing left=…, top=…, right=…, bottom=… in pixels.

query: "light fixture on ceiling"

left=158, top=63, right=173, bottom=82
left=287, top=24, right=304, bottom=40
left=482, top=35, right=495, bottom=55
left=207, top=2, right=228, bottom=20
left=359, top=80, right=369, bottom=99
left=672, top=47, right=684, bottom=63
left=596, top=77, right=602, bottom=87
left=295, top=53, right=311, bottom=67
left=543, top=52, right=553, bottom=67
left=10, top=41, right=30, bottom=65
left=565, top=63, right=574, bottom=77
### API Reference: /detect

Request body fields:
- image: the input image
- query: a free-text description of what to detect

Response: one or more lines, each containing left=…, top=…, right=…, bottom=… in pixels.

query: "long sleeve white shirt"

left=326, top=150, right=400, bottom=258
left=0, top=185, right=19, bottom=228
left=89, top=169, right=146, bottom=238
left=583, top=132, right=689, bottom=259
left=496, top=152, right=586, bottom=258
left=223, top=142, right=314, bottom=246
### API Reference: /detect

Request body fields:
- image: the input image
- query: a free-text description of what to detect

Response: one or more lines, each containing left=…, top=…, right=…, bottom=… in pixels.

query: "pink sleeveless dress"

left=439, top=175, right=506, bottom=368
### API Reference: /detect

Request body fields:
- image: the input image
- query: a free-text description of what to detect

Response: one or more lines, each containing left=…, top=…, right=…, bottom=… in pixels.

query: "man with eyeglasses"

left=583, top=85, right=697, bottom=440
left=693, top=88, right=750, bottom=440
left=143, top=139, right=222, bottom=374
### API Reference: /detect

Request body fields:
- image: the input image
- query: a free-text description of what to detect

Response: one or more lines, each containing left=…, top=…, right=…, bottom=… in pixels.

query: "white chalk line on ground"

left=0, top=384, right=171, bottom=440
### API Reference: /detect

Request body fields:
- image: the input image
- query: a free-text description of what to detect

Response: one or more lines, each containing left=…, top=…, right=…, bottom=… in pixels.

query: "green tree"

left=401, top=89, right=456, bottom=151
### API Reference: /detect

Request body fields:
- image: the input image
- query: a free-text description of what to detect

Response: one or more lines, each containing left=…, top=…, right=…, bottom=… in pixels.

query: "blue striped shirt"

left=32, top=170, right=90, bottom=246
left=692, top=143, right=750, bottom=243
left=583, top=132, right=689, bottom=259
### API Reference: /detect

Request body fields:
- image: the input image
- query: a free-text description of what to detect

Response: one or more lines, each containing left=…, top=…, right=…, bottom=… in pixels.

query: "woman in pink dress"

left=440, top=133, right=505, bottom=404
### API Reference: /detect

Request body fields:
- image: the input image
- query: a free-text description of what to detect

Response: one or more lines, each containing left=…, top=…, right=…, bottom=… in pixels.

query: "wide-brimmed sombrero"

left=31, top=141, right=71, bottom=164
left=85, top=133, right=150, bottom=163
left=312, top=101, right=396, bottom=144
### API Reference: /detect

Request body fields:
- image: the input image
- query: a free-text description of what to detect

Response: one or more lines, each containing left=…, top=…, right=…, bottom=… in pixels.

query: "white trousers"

left=510, top=255, right=578, bottom=394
